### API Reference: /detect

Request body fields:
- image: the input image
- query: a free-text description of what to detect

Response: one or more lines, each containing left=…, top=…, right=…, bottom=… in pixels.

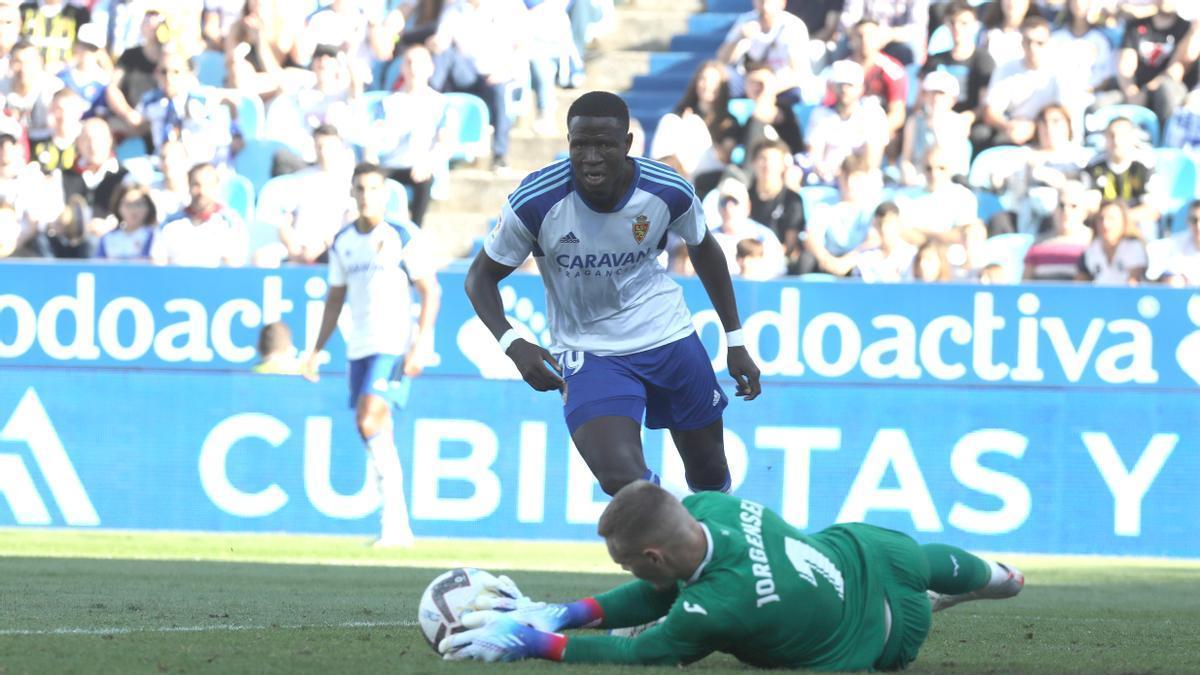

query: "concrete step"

left=431, top=167, right=524, bottom=214
left=623, top=0, right=703, bottom=11
left=598, top=10, right=693, bottom=51
left=422, top=210, right=494, bottom=262
left=585, top=49, right=708, bottom=92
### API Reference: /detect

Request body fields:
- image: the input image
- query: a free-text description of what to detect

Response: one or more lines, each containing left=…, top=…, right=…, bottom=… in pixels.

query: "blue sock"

left=641, top=469, right=661, bottom=485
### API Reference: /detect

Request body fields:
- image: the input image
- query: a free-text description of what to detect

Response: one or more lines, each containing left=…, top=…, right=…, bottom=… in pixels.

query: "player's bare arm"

left=464, top=251, right=564, bottom=392
left=403, top=274, right=442, bottom=377
left=687, top=232, right=762, bottom=400
left=302, top=284, right=347, bottom=382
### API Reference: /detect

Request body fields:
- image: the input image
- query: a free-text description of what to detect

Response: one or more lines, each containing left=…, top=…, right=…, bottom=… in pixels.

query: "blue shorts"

left=347, top=354, right=411, bottom=409
left=560, top=332, right=728, bottom=435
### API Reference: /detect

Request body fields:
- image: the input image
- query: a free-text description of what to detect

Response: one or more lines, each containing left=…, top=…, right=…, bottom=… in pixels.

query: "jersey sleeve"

left=668, top=194, right=707, bottom=247
left=400, top=223, right=436, bottom=281
left=327, top=240, right=347, bottom=286
left=482, top=201, right=537, bottom=267
left=562, top=598, right=729, bottom=666
left=593, top=579, right=678, bottom=629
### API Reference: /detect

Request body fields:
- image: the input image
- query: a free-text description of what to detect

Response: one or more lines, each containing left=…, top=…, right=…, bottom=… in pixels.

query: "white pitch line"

left=0, top=620, right=417, bottom=637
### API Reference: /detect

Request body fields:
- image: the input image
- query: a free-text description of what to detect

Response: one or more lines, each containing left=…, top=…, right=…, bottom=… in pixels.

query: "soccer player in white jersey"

left=465, top=91, right=762, bottom=496
left=303, top=163, right=441, bottom=547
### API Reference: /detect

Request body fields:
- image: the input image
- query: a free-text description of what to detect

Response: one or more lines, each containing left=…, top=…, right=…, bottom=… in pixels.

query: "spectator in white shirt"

left=1, top=40, right=63, bottom=139
left=717, top=0, right=814, bottom=103
left=151, top=162, right=248, bottom=267
left=981, top=15, right=1082, bottom=149
left=364, top=44, right=450, bottom=226
left=96, top=183, right=157, bottom=260
left=804, top=59, right=889, bottom=184
left=900, top=69, right=971, bottom=186
left=710, top=176, right=787, bottom=278
left=294, top=0, right=400, bottom=87
left=1049, top=0, right=1116, bottom=96
left=899, top=144, right=985, bottom=250
left=271, top=125, right=356, bottom=264
left=137, top=51, right=234, bottom=166
left=0, top=132, right=61, bottom=254
left=1077, top=199, right=1148, bottom=285
left=148, top=138, right=192, bottom=220
left=853, top=201, right=917, bottom=282
left=428, top=0, right=528, bottom=168
left=1160, top=200, right=1200, bottom=287
left=804, top=153, right=883, bottom=275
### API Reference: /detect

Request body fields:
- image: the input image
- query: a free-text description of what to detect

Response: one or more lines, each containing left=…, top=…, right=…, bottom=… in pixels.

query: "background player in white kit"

left=465, top=91, right=761, bottom=496
left=303, top=163, right=442, bottom=547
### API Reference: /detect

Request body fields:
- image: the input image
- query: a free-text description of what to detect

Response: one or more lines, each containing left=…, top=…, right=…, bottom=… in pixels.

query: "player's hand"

left=727, top=346, right=761, bottom=401
left=471, top=571, right=525, bottom=603
left=301, top=353, right=320, bottom=383
left=402, top=350, right=423, bottom=377
left=506, top=339, right=564, bottom=393
left=462, top=599, right=570, bottom=633
left=440, top=616, right=558, bottom=662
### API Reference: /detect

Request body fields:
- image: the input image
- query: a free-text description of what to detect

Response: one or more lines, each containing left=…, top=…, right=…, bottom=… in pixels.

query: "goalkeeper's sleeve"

left=591, top=579, right=678, bottom=629
left=560, top=618, right=714, bottom=666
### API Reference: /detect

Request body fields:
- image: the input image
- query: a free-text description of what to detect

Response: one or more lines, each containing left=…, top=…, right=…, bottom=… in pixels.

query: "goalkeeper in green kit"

left=440, top=480, right=1024, bottom=671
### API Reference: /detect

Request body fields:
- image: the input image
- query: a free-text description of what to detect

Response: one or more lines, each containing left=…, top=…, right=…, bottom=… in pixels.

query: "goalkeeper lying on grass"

left=441, top=480, right=1024, bottom=671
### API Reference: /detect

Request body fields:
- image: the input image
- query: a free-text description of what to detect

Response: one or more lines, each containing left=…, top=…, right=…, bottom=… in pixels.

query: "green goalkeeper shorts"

left=840, top=524, right=933, bottom=672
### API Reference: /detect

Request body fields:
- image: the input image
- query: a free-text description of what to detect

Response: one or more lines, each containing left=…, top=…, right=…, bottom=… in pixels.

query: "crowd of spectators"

left=0, top=0, right=603, bottom=263
left=0, top=0, right=1197, bottom=288
left=653, top=0, right=1200, bottom=286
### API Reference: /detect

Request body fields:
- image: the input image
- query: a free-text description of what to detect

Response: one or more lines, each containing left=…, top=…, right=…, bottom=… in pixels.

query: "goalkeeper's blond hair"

left=597, top=481, right=693, bottom=558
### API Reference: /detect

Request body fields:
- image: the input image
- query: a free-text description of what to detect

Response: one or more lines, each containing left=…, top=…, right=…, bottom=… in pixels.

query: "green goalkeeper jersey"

left=563, top=492, right=889, bottom=671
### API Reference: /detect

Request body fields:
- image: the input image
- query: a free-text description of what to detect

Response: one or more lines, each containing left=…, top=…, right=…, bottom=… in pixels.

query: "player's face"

left=352, top=172, right=388, bottom=222
left=568, top=116, right=632, bottom=205
left=607, top=540, right=676, bottom=590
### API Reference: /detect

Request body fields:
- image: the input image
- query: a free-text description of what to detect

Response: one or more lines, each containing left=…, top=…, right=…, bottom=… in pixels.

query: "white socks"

left=366, top=430, right=414, bottom=545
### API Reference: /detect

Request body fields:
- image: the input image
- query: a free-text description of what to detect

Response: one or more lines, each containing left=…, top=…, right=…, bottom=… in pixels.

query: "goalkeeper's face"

left=607, top=539, right=676, bottom=590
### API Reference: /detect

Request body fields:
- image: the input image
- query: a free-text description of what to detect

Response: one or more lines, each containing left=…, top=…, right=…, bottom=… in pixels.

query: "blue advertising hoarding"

left=0, top=263, right=1197, bottom=557
left=3, top=261, right=1200, bottom=389
left=0, top=372, right=1196, bottom=557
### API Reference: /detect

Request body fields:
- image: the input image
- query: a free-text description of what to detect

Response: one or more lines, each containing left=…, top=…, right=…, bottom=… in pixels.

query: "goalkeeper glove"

left=439, top=616, right=566, bottom=662
left=465, top=595, right=604, bottom=632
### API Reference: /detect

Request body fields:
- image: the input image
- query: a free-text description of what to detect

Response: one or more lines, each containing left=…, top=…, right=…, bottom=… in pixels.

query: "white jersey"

left=327, top=219, right=433, bottom=360
left=484, top=157, right=708, bottom=356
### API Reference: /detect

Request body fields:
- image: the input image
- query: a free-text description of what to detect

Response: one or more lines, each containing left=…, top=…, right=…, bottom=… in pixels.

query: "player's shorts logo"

left=632, top=214, right=650, bottom=244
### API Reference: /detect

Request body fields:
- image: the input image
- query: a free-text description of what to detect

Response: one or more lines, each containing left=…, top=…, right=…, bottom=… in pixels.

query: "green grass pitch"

left=2, top=530, right=1199, bottom=674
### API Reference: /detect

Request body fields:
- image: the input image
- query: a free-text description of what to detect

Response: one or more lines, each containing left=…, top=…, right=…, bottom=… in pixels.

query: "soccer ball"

left=417, top=568, right=494, bottom=651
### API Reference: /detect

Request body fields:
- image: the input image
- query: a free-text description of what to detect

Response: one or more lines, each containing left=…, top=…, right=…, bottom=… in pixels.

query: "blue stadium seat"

left=686, top=13, right=740, bottom=36
left=905, top=62, right=921, bottom=108
left=981, top=232, right=1036, bottom=282
left=220, top=172, right=255, bottom=224
left=727, top=97, right=754, bottom=125
left=442, top=92, right=490, bottom=163
left=233, top=139, right=288, bottom=193
left=115, top=136, right=148, bottom=162
left=792, top=102, right=817, bottom=133
left=230, top=91, right=265, bottom=140
left=1086, top=104, right=1160, bottom=147
left=1152, top=147, right=1199, bottom=233
left=356, top=90, right=392, bottom=122
left=193, top=49, right=226, bottom=88
left=977, top=190, right=1004, bottom=224
left=968, top=145, right=1032, bottom=210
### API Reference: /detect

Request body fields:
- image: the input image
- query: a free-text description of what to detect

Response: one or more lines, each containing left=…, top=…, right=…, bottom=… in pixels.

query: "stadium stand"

left=0, top=0, right=1195, bottom=287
